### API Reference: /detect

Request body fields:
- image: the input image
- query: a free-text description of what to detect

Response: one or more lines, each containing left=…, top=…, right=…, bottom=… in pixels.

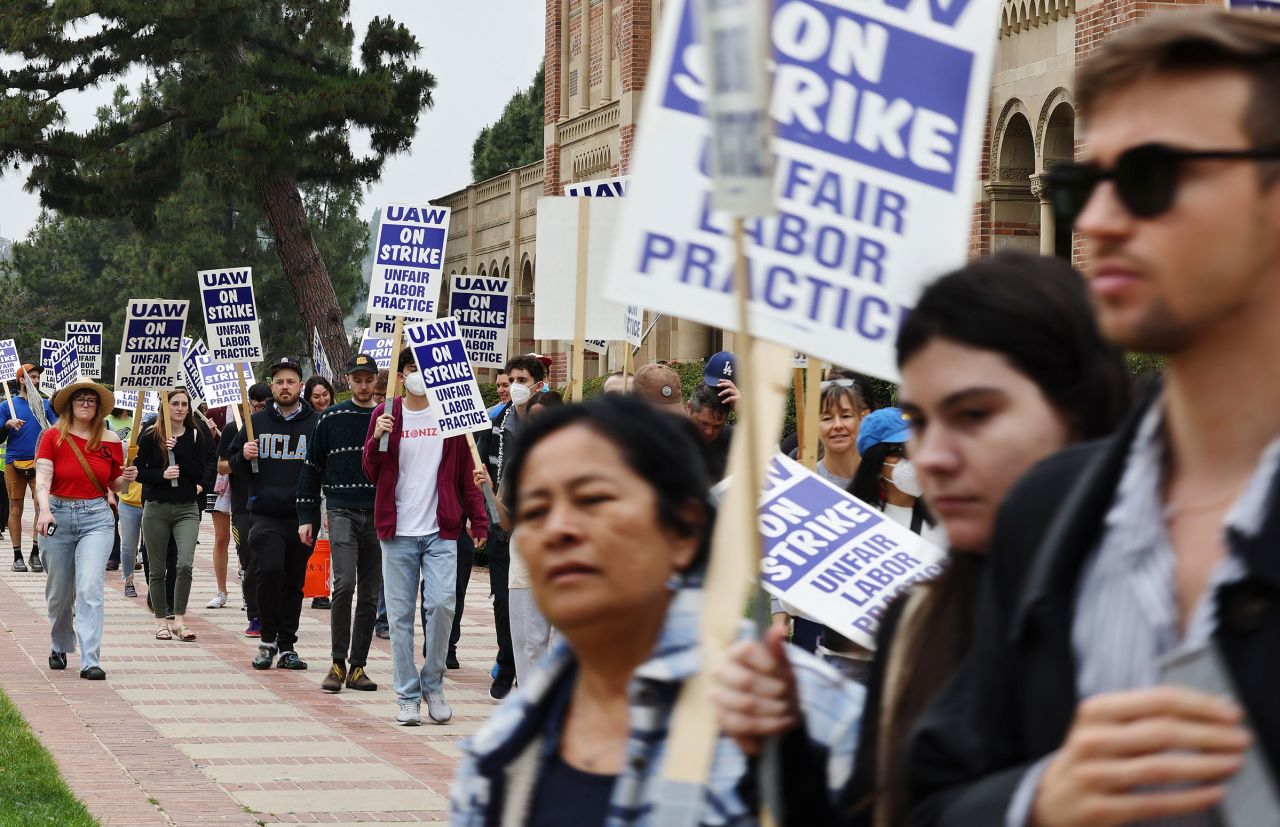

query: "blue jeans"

left=118, top=502, right=143, bottom=582
left=41, top=497, right=115, bottom=669
left=381, top=533, right=456, bottom=701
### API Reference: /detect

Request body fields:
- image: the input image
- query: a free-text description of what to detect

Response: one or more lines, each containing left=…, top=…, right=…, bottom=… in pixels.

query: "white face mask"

left=885, top=458, right=923, bottom=498
left=508, top=382, right=533, bottom=406
left=403, top=371, right=427, bottom=397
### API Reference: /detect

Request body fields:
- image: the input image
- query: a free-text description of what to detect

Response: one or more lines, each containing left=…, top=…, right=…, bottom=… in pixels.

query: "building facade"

left=434, top=0, right=1214, bottom=383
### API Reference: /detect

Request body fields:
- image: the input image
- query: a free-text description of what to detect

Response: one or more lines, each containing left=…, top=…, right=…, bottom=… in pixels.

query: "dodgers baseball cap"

left=704, top=351, right=737, bottom=387
left=856, top=407, right=912, bottom=457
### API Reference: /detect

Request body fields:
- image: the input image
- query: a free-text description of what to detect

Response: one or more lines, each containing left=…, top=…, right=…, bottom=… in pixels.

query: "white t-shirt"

left=395, top=404, right=444, bottom=536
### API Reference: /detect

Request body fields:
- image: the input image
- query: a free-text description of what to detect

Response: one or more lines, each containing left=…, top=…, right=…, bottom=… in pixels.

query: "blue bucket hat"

left=856, top=407, right=912, bottom=456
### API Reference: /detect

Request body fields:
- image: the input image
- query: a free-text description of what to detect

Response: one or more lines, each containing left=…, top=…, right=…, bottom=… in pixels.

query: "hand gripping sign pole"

left=378, top=315, right=406, bottom=452
left=159, top=390, right=178, bottom=488
left=234, top=362, right=257, bottom=472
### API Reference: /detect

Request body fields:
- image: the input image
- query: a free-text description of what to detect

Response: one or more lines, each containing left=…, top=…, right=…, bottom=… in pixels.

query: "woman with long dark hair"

left=713, top=251, right=1132, bottom=826
left=305, top=375, right=335, bottom=412
left=135, top=388, right=216, bottom=642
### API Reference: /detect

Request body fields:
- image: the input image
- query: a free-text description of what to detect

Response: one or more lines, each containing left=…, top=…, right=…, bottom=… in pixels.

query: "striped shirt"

left=1009, top=406, right=1280, bottom=826
left=450, top=574, right=865, bottom=826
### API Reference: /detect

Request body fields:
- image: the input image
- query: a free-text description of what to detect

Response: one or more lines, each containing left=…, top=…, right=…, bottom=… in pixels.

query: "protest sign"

left=448, top=274, right=511, bottom=369
left=42, top=339, right=80, bottom=395
left=404, top=316, right=491, bottom=438
left=564, top=175, right=631, bottom=197
left=625, top=305, right=644, bottom=349
left=312, top=327, right=334, bottom=382
left=605, top=0, right=1001, bottom=381
left=358, top=330, right=394, bottom=371
left=181, top=337, right=209, bottom=404
left=534, top=198, right=631, bottom=343
left=0, top=339, right=19, bottom=384
left=65, top=321, right=104, bottom=378
left=368, top=314, right=398, bottom=337
left=40, top=338, right=80, bottom=395
left=117, top=299, right=188, bottom=391
left=196, top=357, right=255, bottom=410
left=0, top=339, right=20, bottom=419
left=366, top=204, right=450, bottom=320
left=114, top=387, right=160, bottom=416
left=583, top=339, right=608, bottom=356
left=759, top=455, right=946, bottom=649
left=198, top=267, right=263, bottom=364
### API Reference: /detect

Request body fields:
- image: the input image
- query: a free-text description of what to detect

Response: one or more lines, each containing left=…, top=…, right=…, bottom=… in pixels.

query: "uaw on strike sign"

left=199, top=267, right=263, bottom=363
left=367, top=205, right=451, bottom=320
left=606, top=0, right=1000, bottom=381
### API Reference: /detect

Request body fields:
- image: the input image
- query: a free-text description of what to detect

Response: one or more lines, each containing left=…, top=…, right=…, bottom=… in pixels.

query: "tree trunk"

left=253, top=175, right=352, bottom=389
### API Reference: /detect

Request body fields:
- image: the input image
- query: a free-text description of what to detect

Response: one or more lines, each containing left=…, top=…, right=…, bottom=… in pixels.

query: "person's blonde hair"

left=54, top=388, right=107, bottom=451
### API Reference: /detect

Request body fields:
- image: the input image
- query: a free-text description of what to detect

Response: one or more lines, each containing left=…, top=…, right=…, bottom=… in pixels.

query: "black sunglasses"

left=1048, top=143, right=1280, bottom=229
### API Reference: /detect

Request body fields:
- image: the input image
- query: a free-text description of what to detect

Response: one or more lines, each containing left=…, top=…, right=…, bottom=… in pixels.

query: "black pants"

left=142, top=535, right=178, bottom=613
left=487, top=528, right=514, bottom=679
left=250, top=515, right=311, bottom=651
left=328, top=508, right=380, bottom=667
left=107, top=506, right=121, bottom=565
left=232, top=510, right=257, bottom=620
left=448, top=525, right=476, bottom=656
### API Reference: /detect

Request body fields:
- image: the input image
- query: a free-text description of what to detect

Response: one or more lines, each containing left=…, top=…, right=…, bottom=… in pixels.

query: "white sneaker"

left=396, top=699, right=421, bottom=726
left=426, top=692, right=452, bottom=724
left=206, top=592, right=227, bottom=609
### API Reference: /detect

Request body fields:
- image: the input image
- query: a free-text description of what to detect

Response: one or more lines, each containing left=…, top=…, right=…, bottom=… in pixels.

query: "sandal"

left=155, top=627, right=172, bottom=640
left=174, top=626, right=197, bottom=642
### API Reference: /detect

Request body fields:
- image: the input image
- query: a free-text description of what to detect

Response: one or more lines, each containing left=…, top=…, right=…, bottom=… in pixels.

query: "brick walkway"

left=0, top=507, right=501, bottom=825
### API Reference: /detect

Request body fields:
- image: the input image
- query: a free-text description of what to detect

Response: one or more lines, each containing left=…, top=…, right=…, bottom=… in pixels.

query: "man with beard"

left=231, top=358, right=316, bottom=671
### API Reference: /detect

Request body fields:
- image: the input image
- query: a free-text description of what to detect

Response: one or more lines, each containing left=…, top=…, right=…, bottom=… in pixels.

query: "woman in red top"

left=35, top=381, right=137, bottom=681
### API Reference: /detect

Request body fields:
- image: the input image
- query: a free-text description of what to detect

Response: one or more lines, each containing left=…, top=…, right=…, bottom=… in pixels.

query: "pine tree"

left=471, top=64, right=545, bottom=182
left=0, top=1, right=436, bottom=381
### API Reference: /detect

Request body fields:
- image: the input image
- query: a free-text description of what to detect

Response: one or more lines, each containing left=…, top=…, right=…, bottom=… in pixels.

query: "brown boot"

left=321, top=663, right=346, bottom=693
left=345, top=666, right=377, bottom=691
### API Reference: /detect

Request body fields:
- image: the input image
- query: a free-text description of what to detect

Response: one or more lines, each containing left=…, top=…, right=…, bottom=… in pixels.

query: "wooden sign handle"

left=235, top=363, right=258, bottom=473
left=571, top=198, right=589, bottom=403
left=378, top=316, right=405, bottom=452
left=160, top=390, right=178, bottom=487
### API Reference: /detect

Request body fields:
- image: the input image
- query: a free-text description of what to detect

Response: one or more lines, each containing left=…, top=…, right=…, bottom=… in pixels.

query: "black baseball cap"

left=346, top=353, right=378, bottom=376
left=267, top=357, right=303, bottom=378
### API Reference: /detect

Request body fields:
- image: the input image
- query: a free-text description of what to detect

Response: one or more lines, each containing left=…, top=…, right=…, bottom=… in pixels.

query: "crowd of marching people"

left=4, top=11, right=1280, bottom=825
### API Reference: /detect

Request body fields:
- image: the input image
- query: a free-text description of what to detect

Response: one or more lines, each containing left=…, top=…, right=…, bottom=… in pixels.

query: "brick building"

left=978, top=0, right=1217, bottom=259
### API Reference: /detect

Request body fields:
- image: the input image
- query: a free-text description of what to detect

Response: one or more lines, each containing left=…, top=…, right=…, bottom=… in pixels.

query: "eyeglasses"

left=820, top=378, right=861, bottom=391
left=1049, top=143, right=1280, bottom=229
left=72, top=397, right=98, bottom=407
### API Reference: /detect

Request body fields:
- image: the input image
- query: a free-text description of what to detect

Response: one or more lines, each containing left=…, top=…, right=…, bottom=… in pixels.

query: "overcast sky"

left=0, top=2, right=544, bottom=241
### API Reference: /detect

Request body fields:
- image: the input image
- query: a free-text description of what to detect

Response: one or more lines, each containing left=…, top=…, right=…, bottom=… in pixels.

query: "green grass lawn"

left=0, top=688, right=97, bottom=826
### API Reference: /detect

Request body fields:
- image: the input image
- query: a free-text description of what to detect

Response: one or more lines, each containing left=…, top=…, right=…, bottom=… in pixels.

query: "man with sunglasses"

left=908, top=12, right=1280, bottom=827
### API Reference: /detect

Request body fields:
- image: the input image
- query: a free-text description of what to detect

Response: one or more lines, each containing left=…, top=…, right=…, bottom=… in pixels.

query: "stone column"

left=1031, top=173, right=1054, bottom=256
left=601, top=0, right=613, bottom=103
left=560, top=0, right=571, bottom=122
left=578, top=0, right=591, bottom=114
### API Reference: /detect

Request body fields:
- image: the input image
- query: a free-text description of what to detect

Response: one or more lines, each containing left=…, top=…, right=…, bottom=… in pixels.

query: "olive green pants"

left=143, top=501, right=201, bottom=618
